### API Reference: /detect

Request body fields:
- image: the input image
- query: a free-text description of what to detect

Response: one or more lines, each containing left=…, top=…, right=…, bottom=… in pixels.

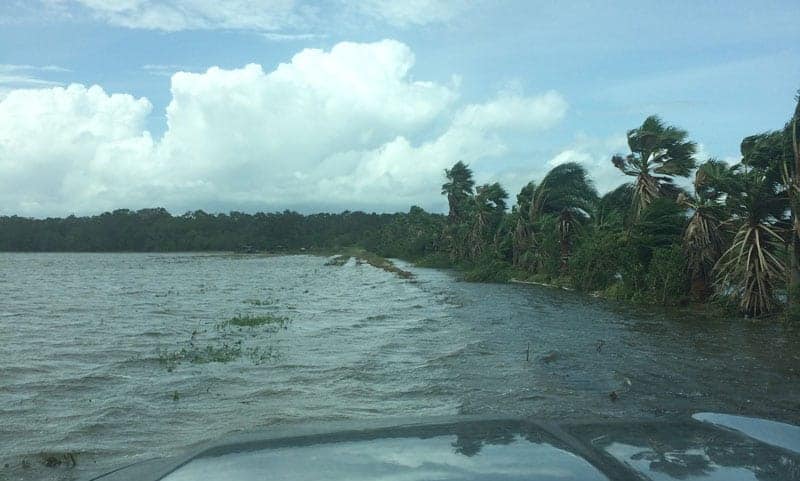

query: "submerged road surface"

left=1, top=253, right=798, bottom=480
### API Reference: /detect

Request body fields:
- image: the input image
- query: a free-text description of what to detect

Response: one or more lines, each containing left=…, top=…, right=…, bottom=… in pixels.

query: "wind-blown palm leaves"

left=679, top=159, right=732, bottom=300
left=737, top=127, right=797, bottom=310
left=529, top=162, right=598, bottom=269
left=713, top=161, right=787, bottom=317
left=441, top=161, right=476, bottom=260
left=595, top=183, right=633, bottom=229
left=611, top=116, right=697, bottom=218
left=442, top=161, right=475, bottom=223
left=468, top=182, right=508, bottom=260
left=529, top=162, right=597, bottom=221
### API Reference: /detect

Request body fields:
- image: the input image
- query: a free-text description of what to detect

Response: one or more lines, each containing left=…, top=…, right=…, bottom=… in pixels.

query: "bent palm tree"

left=529, top=163, right=597, bottom=221
left=528, top=162, right=598, bottom=269
left=713, top=168, right=787, bottom=316
left=739, top=122, right=798, bottom=311
left=611, top=116, right=697, bottom=218
left=441, top=161, right=476, bottom=260
left=442, top=161, right=475, bottom=223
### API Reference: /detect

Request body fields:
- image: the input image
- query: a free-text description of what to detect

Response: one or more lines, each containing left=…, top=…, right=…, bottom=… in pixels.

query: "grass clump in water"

left=155, top=310, right=290, bottom=371
left=223, top=313, right=289, bottom=329
left=156, top=342, right=242, bottom=369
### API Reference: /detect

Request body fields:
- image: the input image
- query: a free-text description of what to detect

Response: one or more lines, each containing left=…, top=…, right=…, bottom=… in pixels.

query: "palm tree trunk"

left=789, top=101, right=800, bottom=317
left=690, top=271, right=710, bottom=301
left=559, top=237, right=569, bottom=272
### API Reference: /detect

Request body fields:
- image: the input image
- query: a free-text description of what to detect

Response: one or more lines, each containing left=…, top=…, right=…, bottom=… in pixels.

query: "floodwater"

left=1, top=253, right=798, bottom=480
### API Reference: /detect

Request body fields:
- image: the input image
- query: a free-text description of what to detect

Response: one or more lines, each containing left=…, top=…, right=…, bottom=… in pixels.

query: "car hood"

left=86, top=413, right=800, bottom=481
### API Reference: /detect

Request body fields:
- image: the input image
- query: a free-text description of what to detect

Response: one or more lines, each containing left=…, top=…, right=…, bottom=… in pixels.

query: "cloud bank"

left=0, top=39, right=578, bottom=217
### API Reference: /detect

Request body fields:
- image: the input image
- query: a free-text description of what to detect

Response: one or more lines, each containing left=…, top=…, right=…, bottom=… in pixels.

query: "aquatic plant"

left=157, top=342, right=242, bottom=367
left=222, top=313, right=289, bottom=329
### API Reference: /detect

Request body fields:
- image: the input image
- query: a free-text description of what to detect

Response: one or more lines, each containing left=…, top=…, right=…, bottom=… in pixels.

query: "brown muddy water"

left=1, top=253, right=798, bottom=480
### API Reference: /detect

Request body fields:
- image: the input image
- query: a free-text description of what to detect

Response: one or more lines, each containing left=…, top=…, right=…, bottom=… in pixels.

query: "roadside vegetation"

left=420, top=95, right=800, bottom=319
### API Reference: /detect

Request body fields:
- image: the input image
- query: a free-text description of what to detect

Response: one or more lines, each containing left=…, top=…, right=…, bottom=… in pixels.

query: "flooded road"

left=1, top=253, right=798, bottom=480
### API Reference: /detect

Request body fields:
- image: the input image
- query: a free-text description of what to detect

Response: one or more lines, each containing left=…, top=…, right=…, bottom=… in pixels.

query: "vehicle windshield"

left=1, top=1, right=799, bottom=480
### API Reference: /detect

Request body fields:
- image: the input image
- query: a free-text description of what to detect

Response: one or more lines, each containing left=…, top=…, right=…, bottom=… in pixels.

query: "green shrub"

left=463, top=258, right=514, bottom=282
left=569, top=229, right=626, bottom=292
left=641, top=244, right=690, bottom=305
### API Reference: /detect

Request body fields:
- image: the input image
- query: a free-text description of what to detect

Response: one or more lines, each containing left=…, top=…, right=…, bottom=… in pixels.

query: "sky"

left=0, top=0, right=798, bottom=218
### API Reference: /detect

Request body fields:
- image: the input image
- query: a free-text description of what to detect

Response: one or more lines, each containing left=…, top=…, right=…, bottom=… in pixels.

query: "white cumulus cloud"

left=0, top=84, right=155, bottom=215
left=0, top=40, right=569, bottom=217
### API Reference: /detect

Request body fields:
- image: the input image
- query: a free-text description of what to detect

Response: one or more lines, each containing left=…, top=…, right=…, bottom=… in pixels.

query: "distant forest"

left=0, top=208, right=440, bottom=254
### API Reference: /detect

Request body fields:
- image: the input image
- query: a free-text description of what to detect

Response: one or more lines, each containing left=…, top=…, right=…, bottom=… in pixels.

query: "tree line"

left=0, top=209, right=408, bottom=252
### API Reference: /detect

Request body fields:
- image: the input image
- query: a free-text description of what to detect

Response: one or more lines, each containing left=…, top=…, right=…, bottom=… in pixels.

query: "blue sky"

left=0, top=0, right=798, bottom=217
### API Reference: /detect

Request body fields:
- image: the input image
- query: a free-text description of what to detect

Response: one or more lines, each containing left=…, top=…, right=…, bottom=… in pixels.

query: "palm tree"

left=468, top=182, right=508, bottom=260
left=441, top=161, right=476, bottom=261
left=511, top=182, right=535, bottom=268
left=738, top=122, right=798, bottom=313
left=441, top=161, right=475, bottom=223
left=713, top=164, right=787, bottom=317
left=528, top=162, right=598, bottom=269
left=611, top=116, right=697, bottom=218
left=679, top=159, right=731, bottom=300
